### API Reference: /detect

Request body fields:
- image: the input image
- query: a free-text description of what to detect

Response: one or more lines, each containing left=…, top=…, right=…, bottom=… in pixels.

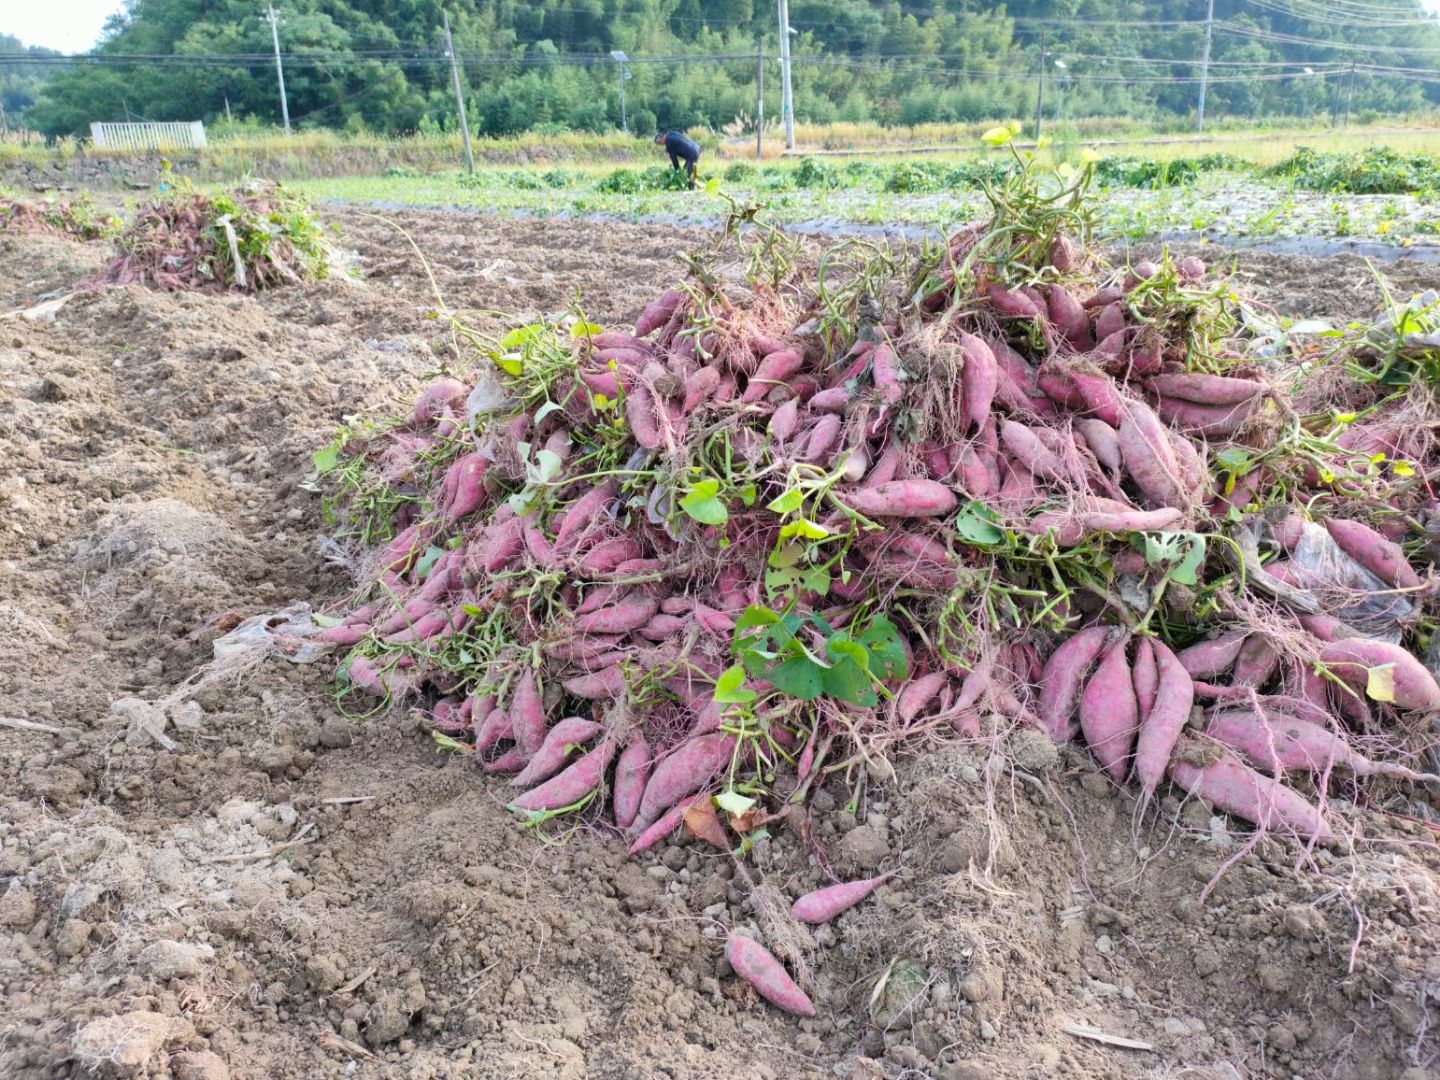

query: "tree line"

left=10, top=1, right=1440, bottom=139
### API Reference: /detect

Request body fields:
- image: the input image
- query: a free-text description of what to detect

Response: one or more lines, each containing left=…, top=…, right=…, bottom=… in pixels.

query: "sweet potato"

left=1080, top=506, right=1183, bottom=533
left=1132, top=640, right=1194, bottom=804
left=580, top=369, right=622, bottom=399
left=769, top=397, right=800, bottom=443
left=553, top=480, right=618, bottom=552
left=1080, top=637, right=1138, bottom=782
left=1132, top=638, right=1158, bottom=723
left=572, top=596, right=660, bottom=635
left=682, top=365, right=722, bottom=414
left=1156, top=395, right=1260, bottom=437
left=511, top=717, right=604, bottom=788
left=791, top=872, right=896, bottom=925
left=1117, top=400, right=1185, bottom=508
left=863, top=443, right=903, bottom=487
left=640, top=613, right=688, bottom=642
left=576, top=537, right=643, bottom=576
left=802, top=413, right=843, bottom=463
left=809, top=385, right=851, bottom=413
left=741, top=349, right=804, bottom=404
left=1048, top=284, right=1092, bottom=350
left=483, top=747, right=529, bottom=774
left=412, top=377, right=468, bottom=425
left=634, top=732, right=737, bottom=829
left=1168, top=745, right=1333, bottom=843
left=1000, top=420, right=1064, bottom=481
left=1233, top=634, right=1279, bottom=688
left=1149, top=372, right=1265, bottom=406
left=896, top=672, right=948, bottom=724
left=725, top=935, right=816, bottom=1017
left=1204, top=708, right=1394, bottom=779
left=510, top=668, right=548, bottom=756
left=1094, top=301, right=1126, bottom=344
left=987, top=283, right=1043, bottom=320
left=871, top=343, right=905, bottom=405
left=589, top=331, right=651, bottom=353
left=1039, top=626, right=1111, bottom=742
left=635, top=289, right=685, bottom=337
left=1176, top=631, right=1248, bottom=679
left=1319, top=638, right=1440, bottom=712
left=346, top=655, right=416, bottom=699
left=624, top=381, right=663, bottom=449
left=318, top=623, right=370, bottom=646
left=509, top=740, right=617, bottom=812
left=957, top=331, right=999, bottom=429
left=474, top=707, right=512, bottom=754
left=612, top=737, right=653, bottom=830
left=1076, top=418, right=1121, bottom=474
left=841, top=479, right=958, bottom=519
left=563, top=667, right=628, bottom=700
left=1064, top=369, right=1124, bottom=426
left=1323, top=517, right=1421, bottom=590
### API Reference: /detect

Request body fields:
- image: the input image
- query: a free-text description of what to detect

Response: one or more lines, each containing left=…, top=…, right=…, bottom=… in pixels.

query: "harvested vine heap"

left=315, top=155, right=1440, bottom=1011
left=89, top=176, right=331, bottom=292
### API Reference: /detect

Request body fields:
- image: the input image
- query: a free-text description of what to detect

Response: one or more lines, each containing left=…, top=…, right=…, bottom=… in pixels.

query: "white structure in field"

left=89, top=122, right=207, bottom=151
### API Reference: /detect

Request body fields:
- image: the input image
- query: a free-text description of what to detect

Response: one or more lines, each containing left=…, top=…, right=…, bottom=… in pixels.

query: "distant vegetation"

left=9, top=1, right=1440, bottom=139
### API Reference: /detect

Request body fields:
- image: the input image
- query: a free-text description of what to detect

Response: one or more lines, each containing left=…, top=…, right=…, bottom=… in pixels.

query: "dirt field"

left=1, top=208, right=1438, bottom=1080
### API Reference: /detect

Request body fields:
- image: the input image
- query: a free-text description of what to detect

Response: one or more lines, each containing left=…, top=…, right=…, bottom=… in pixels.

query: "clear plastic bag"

left=1284, top=520, right=1413, bottom=644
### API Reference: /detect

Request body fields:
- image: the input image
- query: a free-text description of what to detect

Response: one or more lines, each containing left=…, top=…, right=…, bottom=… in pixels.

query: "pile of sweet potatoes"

left=314, top=165, right=1440, bottom=1010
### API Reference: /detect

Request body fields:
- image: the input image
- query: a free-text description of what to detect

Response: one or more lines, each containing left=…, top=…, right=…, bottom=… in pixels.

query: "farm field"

left=2, top=160, right=1440, bottom=1080
left=288, top=139, right=1440, bottom=252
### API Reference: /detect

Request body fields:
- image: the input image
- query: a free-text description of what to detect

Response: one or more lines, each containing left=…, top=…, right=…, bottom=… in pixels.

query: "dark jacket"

left=663, top=131, right=700, bottom=168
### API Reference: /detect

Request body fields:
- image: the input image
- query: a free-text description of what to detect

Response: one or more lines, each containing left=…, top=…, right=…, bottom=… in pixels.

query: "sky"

left=5, top=0, right=126, bottom=53
left=5, top=0, right=1440, bottom=53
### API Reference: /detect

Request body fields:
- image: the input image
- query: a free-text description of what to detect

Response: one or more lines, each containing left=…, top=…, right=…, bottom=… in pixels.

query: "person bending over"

left=656, top=129, right=700, bottom=189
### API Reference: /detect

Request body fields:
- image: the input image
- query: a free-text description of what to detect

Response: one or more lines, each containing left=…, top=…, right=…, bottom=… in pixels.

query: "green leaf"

left=493, top=354, right=523, bottom=377
left=820, top=646, right=877, bottom=706
left=956, top=500, right=1004, bottom=545
left=764, top=655, right=826, bottom=700
left=736, top=483, right=758, bottom=507
left=1366, top=663, right=1397, bottom=703
left=312, top=613, right=342, bottom=628
left=1170, top=534, right=1206, bottom=586
left=499, top=324, right=542, bottom=349
left=534, top=400, right=564, bottom=425
left=857, top=616, right=908, bottom=680
left=414, top=545, right=445, bottom=580
left=767, top=488, right=805, bottom=515
left=312, top=444, right=340, bottom=473
left=1214, top=447, right=1251, bottom=472
left=533, top=449, right=564, bottom=483
left=679, top=493, right=728, bottom=526
left=713, top=665, right=757, bottom=704
left=800, top=566, right=832, bottom=595
left=570, top=320, right=604, bottom=338
left=981, top=125, right=1015, bottom=147
left=715, top=789, right=756, bottom=814
left=779, top=517, right=830, bottom=541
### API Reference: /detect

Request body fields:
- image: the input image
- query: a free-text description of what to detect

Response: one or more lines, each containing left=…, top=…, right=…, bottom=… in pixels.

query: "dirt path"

left=0, top=211, right=1436, bottom=1080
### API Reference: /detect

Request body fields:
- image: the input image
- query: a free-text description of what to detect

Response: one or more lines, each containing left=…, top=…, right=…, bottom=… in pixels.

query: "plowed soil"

left=1, top=209, right=1437, bottom=1080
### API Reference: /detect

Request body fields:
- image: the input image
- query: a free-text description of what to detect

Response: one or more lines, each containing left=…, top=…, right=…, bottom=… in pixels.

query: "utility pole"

left=223, top=94, right=232, bottom=123
left=266, top=2, right=291, bottom=134
left=443, top=10, right=474, bottom=174
left=1033, top=29, right=1046, bottom=141
left=1345, top=61, right=1356, bottom=127
left=1196, top=0, right=1215, bottom=134
left=777, top=0, right=795, bottom=149
left=611, top=51, right=630, bottom=135
left=756, top=40, right=764, bottom=160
